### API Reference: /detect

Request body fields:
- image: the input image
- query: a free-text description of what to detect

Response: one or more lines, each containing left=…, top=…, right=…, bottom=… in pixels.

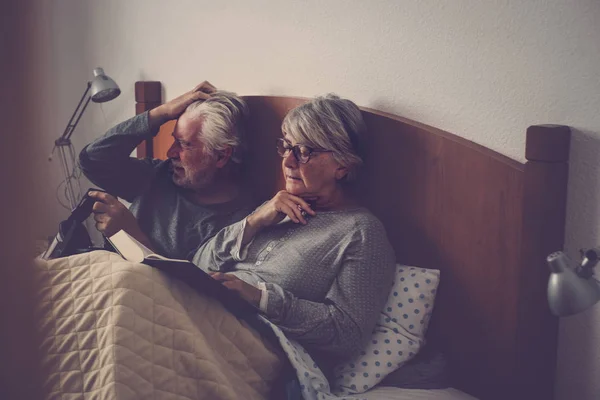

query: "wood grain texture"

left=525, top=125, right=571, bottom=162
left=153, top=120, right=176, bottom=159
left=356, top=108, right=526, bottom=399
left=513, top=125, right=570, bottom=399
left=134, top=82, right=162, bottom=158
left=134, top=81, right=161, bottom=103
left=135, top=85, right=570, bottom=400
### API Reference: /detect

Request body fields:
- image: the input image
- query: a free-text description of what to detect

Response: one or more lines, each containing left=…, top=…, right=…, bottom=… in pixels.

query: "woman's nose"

left=283, top=149, right=298, bottom=168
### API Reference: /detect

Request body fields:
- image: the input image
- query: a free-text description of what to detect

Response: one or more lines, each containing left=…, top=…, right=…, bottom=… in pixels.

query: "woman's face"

left=281, top=135, right=346, bottom=200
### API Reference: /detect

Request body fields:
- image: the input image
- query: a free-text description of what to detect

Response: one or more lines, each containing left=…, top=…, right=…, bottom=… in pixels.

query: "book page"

left=108, top=230, right=190, bottom=263
left=145, top=252, right=190, bottom=263
left=108, top=230, right=154, bottom=262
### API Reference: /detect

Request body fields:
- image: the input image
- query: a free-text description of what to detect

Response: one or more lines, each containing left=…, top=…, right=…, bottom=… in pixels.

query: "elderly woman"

left=192, top=94, right=395, bottom=371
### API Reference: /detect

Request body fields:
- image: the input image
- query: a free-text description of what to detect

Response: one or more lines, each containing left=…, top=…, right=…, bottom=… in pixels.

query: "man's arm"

left=79, top=112, right=161, bottom=202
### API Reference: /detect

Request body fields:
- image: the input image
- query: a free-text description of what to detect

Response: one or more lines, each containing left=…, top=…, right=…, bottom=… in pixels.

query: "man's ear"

left=335, top=166, right=348, bottom=180
left=215, top=146, right=233, bottom=168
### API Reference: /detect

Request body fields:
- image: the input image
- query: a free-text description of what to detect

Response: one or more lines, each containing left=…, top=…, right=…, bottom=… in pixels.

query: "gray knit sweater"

left=192, top=208, right=395, bottom=366
left=79, top=112, right=255, bottom=260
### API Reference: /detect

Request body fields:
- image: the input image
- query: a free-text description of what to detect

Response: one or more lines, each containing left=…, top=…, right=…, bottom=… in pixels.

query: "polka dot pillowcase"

left=331, top=264, right=440, bottom=396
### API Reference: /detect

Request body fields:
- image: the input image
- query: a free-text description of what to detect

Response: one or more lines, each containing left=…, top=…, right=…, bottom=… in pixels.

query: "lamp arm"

left=49, top=68, right=119, bottom=210
left=55, top=82, right=92, bottom=146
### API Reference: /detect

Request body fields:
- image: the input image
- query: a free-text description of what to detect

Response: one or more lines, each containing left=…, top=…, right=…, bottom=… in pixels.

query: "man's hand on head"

left=149, top=81, right=217, bottom=128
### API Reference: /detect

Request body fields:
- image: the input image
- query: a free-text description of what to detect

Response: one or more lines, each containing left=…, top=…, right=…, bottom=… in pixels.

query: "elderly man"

left=79, top=82, right=255, bottom=260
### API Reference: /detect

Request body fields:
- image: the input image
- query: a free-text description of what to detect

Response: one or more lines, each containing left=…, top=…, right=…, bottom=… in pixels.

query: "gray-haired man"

left=79, top=82, right=255, bottom=260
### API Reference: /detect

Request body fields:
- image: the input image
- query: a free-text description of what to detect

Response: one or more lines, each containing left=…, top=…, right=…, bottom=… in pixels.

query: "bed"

left=136, top=81, right=571, bottom=400
left=37, top=81, right=570, bottom=400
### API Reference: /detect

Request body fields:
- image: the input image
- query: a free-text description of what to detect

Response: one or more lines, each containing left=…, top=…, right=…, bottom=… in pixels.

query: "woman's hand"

left=149, top=81, right=217, bottom=128
left=247, top=190, right=316, bottom=230
left=209, top=272, right=261, bottom=307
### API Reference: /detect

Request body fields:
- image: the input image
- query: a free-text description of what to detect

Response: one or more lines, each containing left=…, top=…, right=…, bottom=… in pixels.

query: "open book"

left=107, top=230, right=257, bottom=317
left=108, top=230, right=188, bottom=264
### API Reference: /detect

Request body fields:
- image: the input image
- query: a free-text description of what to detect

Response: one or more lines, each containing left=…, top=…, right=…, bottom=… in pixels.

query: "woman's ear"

left=335, top=166, right=348, bottom=181
left=215, top=147, right=233, bottom=168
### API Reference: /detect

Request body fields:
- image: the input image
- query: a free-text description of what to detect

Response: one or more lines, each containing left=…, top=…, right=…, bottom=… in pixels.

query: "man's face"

left=166, top=115, right=218, bottom=191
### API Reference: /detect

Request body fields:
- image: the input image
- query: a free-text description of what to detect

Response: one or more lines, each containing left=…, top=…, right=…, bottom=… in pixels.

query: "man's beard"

left=171, top=167, right=216, bottom=192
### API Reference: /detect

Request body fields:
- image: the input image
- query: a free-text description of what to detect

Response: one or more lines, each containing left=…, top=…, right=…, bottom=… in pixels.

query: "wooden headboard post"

left=134, top=81, right=161, bottom=158
left=516, top=125, right=570, bottom=399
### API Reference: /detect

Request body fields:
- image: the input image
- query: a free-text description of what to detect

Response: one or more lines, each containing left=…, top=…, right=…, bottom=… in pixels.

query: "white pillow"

left=331, top=265, right=440, bottom=395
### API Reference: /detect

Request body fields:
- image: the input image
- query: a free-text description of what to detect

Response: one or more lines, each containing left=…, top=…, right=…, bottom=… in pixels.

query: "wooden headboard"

left=134, top=82, right=570, bottom=400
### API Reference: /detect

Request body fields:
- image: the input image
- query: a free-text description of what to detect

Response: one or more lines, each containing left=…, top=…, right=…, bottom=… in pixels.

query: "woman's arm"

left=191, top=218, right=249, bottom=272
left=192, top=191, right=315, bottom=271
left=243, top=191, right=315, bottom=243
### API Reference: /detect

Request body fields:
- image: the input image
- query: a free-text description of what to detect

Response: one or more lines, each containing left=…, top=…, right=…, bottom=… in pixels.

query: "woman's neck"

left=310, top=186, right=357, bottom=212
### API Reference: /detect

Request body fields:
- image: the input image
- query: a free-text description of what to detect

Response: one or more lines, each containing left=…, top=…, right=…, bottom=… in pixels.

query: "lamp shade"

left=547, top=251, right=600, bottom=316
left=90, top=67, right=120, bottom=103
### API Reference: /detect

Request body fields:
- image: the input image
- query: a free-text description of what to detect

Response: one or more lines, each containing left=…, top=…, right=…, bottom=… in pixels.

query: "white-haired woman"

left=193, top=95, right=395, bottom=371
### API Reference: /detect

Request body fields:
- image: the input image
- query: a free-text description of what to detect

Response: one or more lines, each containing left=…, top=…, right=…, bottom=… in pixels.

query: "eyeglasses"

left=276, top=138, right=332, bottom=164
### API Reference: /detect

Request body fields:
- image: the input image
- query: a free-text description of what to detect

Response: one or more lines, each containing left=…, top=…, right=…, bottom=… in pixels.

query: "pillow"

left=331, top=264, right=440, bottom=396
left=380, top=345, right=450, bottom=389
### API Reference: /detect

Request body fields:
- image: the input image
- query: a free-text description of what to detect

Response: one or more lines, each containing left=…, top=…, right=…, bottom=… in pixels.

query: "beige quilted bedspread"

left=34, top=250, right=284, bottom=400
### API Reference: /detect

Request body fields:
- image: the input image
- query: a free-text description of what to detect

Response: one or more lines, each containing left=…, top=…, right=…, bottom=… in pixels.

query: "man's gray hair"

left=281, top=94, right=366, bottom=181
left=184, top=91, right=249, bottom=164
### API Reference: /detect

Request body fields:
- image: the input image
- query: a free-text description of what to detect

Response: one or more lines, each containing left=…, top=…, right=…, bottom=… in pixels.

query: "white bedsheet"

left=260, top=318, right=480, bottom=400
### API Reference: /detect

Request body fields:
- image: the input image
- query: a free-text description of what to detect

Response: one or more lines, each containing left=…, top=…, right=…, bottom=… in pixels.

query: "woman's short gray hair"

left=184, top=91, right=249, bottom=164
left=281, top=94, right=366, bottom=181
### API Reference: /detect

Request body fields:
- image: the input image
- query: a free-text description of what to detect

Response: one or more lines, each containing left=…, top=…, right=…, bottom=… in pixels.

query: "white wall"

left=34, top=1, right=600, bottom=398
